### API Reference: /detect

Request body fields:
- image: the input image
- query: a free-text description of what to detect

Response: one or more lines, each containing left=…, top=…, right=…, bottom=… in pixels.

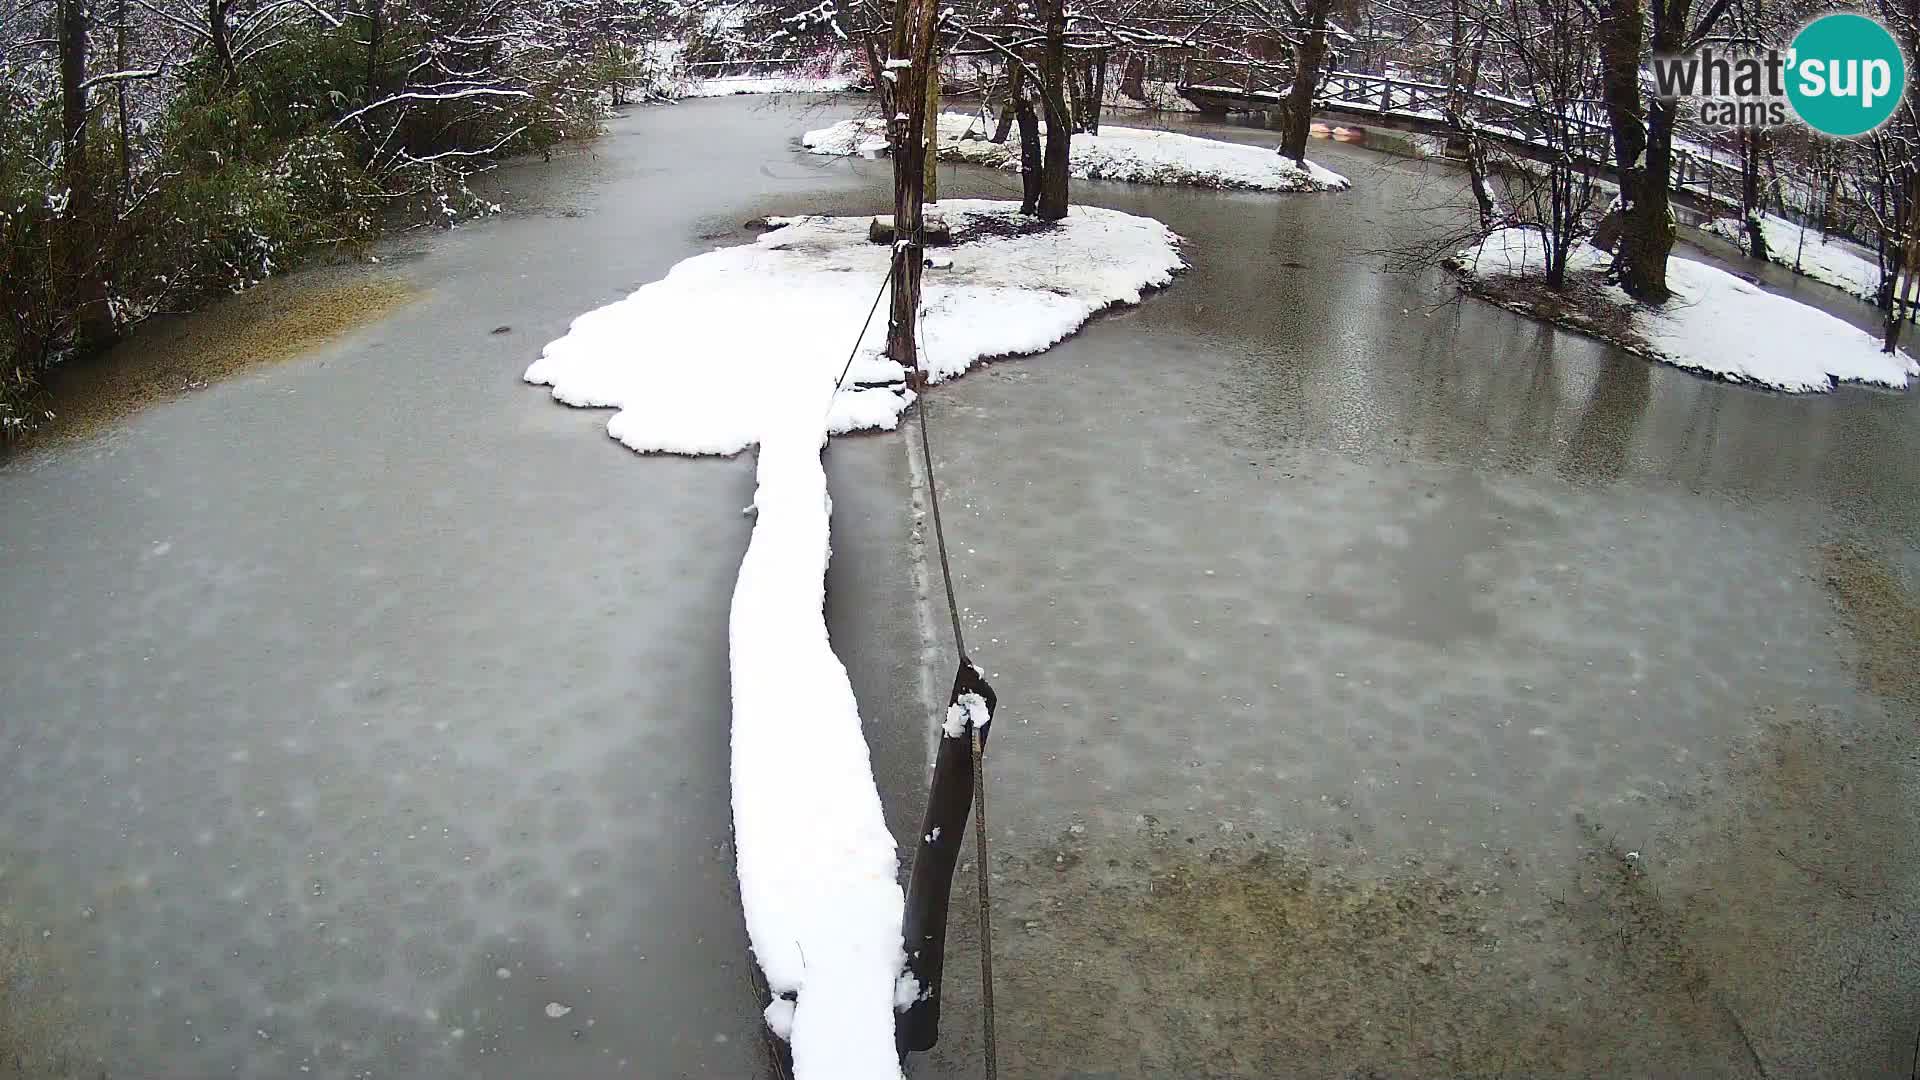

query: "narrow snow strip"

left=525, top=200, right=1182, bottom=1079
left=1703, top=214, right=1884, bottom=303
left=729, top=421, right=906, bottom=1079
left=682, top=74, right=859, bottom=97
left=1453, top=228, right=1917, bottom=393
left=802, top=112, right=1351, bottom=192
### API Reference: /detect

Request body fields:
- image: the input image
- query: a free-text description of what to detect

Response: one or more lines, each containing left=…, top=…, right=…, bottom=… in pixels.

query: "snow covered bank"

left=525, top=200, right=1182, bottom=1079
left=682, top=73, right=860, bottom=97
left=1703, top=214, right=1884, bottom=304
left=1451, top=228, right=1917, bottom=393
left=802, top=112, right=1351, bottom=192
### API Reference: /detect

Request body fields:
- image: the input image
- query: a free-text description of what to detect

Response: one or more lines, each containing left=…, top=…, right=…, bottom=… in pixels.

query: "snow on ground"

left=1453, top=228, right=1918, bottom=393
left=802, top=112, right=1351, bottom=192
left=525, top=200, right=1182, bottom=1079
left=1703, top=214, right=1885, bottom=303
left=681, top=73, right=859, bottom=97
left=1106, top=78, right=1201, bottom=113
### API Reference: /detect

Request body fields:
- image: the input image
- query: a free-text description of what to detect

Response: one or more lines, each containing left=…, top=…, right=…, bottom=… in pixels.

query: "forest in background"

left=4, top=0, right=1917, bottom=437
left=1, top=0, right=693, bottom=435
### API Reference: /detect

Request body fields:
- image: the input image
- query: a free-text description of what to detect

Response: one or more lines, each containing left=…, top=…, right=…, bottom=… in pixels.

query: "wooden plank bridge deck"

left=1178, top=57, right=1743, bottom=215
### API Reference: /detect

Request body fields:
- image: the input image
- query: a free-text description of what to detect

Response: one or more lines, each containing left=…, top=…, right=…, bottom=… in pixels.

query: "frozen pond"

left=3, top=95, right=1917, bottom=1077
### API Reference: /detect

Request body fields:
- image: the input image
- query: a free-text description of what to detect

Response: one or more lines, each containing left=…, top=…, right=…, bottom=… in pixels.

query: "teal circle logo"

left=1787, top=14, right=1907, bottom=137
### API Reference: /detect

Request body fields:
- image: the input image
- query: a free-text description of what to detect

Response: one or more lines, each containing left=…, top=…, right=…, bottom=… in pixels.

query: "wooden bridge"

left=1178, top=57, right=1743, bottom=215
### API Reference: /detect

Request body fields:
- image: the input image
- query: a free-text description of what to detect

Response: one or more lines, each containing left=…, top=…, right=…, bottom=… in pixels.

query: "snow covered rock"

left=802, top=112, right=1351, bottom=192
left=1451, top=228, right=1918, bottom=394
left=525, top=200, right=1182, bottom=1080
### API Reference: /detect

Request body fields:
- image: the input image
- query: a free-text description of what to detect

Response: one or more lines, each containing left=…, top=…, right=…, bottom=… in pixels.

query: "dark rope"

left=913, top=274, right=996, bottom=1080
left=820, top=271, right=897, bottom=429
left=969, top=720, right=997, bottom=1079
left=914, top=365, right=969, bottom=661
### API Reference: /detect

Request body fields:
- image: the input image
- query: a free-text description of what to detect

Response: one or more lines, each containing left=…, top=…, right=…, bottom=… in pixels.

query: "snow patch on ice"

left=1451, top=228, right=1918, bottom=393
left=526, top=200, right=1184, bottom=454
left=802, top=112, right=1350, bottom=192
left=526, top=199, right=1181, bottom=1080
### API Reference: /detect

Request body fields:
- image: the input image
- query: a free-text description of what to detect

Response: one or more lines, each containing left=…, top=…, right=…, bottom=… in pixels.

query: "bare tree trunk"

left=886, top=0, right=933, bottom=370
left=1741, top=127, right=1767, bottom=260
left=1280, top=0, right=1333, bottom=163
left=991, top=58, right=1016, bottom=143
left=1035, top=0, right=1070, bottom=220
left=59, top=0, right=115, bottom=349
left=115, top=0, right=129, bottom=200
left=1120, top=52, right=1145, bottom=100
left=1086, top=48, right=1106, bottom=135
left=365, top=0, right=383, bottom=101
left=1014, top=62, right=1042, bottom=214
left=1886, top=177, right=1919, bottom=353
left=1064, top=56, right=1088, bottom=132
left=1594, top=0, right=1643, bottom=249
left=209, top=0, right=234, bottom=84
left=924, top=31, right=940, bottom=203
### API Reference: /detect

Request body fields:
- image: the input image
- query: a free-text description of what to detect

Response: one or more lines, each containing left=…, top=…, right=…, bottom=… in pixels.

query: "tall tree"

left=1594, top=0, right=1737, bottom=302
left=58, top=0, right=116, bottom=347
left=1280, top=0, right=1335, bottom=162
left=1035, top=0, right=1071, bottom=219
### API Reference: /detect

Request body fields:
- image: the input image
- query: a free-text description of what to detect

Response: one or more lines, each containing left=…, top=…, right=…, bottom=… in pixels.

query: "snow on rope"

left=525, top=200, right=1183, bottom=1079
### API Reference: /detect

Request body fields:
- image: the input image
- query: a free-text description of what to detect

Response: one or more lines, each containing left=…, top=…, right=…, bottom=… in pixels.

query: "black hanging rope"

left=912, top=291, right=999, bottom=1080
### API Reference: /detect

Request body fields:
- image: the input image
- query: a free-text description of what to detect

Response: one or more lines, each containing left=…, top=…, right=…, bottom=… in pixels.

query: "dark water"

left=2, top=95, right=1916, bottom=1078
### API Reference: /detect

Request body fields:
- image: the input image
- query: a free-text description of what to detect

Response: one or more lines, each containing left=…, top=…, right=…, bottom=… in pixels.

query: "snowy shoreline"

left=1701, top=213, right=1884, bottom=304
left=803, top=112, right=1351, bottom=193
left=1449, top=228, right=1917, bottom=394
left=525, top=200, right=1183, bottom=1078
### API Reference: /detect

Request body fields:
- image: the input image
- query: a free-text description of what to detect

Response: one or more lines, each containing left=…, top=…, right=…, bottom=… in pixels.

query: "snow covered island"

left=525, top=200, right=1182, bottom=1080
left=1703, top=213, right=1885, bottom=305
left=1450, top=228, right=1918, bottom=394
left=803, top=112, right=1352, bottom=193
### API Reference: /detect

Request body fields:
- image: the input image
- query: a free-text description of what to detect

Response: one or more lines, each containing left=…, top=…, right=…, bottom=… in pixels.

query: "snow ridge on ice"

left=525, top=200, right=1182, bottom=1080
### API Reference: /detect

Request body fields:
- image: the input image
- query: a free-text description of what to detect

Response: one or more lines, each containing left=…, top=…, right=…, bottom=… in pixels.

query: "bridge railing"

left=1182, top=58, right=1747, bottom=212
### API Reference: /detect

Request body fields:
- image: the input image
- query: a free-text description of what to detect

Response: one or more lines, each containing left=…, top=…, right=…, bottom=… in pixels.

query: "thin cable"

left=912, top=275, right=995, bottom=1080
left=820, top=271, right=896, bottom=432
left=912, top=297, right=968, bottom=662
left=969, top=721, right=997, bottom=1080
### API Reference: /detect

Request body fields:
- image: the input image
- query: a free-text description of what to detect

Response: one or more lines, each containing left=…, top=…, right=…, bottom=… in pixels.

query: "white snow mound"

left=525, top=200, right=1182, bottom=1080
left=1453, top=228, right=1918, bottom=394
left=802, top=112, right=1350, bottom=192
left=526, top=200, right=1185, bottom=454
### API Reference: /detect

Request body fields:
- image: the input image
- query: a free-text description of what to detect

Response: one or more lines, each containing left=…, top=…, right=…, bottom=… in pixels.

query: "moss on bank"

left=17, top=271, right=417, bottom=446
